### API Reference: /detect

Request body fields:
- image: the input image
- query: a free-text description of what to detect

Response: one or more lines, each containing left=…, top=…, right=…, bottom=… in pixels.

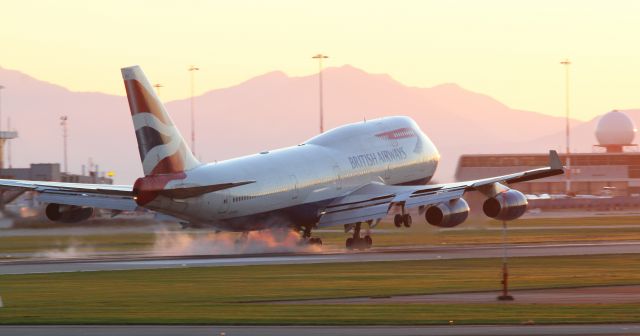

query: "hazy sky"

left=1, top=0, right=639, bottom=121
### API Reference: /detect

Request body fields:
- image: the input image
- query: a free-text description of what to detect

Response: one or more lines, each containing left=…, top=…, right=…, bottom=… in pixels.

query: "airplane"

left=0, top=66, right=564, bottom=250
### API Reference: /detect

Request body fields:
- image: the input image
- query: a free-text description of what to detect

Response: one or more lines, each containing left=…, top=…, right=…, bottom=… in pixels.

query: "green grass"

left=0, top=254, right=639, bottom=324
left=3, top=228, right=640, bottom=255
left=319, top=227, right=640, bottom=247
left=478, top=214, right=640, bottom=228
left=2, top=215, right=640, bottom=255
left=0, top=233, right=154, bottom=254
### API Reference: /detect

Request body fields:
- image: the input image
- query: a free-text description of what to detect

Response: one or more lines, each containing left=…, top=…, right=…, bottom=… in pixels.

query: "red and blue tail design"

left=122, top=65, right=200, bottom=176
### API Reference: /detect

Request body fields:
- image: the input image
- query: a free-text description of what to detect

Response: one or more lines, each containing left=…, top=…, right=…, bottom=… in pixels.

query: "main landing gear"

left=345, top=222, right=373, bottom=250
left=393, top=203, right=412, bottom=228
left=301, top=226, right=323, bottom=246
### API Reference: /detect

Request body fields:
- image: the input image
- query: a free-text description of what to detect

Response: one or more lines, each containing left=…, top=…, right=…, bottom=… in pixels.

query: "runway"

left=1, top=241, right=638, bottom=275
left=1, top=324, right=639, bottom=336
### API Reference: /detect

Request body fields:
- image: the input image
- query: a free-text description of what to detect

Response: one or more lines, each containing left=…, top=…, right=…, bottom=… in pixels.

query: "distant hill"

left=0, top=65, right=599, bottom=184
left=0, top=66, right=138, bottom=181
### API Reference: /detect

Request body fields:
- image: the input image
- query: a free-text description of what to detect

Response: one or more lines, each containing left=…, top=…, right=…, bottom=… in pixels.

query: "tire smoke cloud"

left=151, top=229, right=323, bottom=255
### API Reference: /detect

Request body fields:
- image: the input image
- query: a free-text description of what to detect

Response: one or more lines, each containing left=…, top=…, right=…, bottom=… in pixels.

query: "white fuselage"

left=145, top=116, right=439, bottom=231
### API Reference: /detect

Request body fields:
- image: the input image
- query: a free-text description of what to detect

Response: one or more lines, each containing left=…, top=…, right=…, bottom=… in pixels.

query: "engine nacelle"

left=45, top=203, right=94, bottom=223
left=425, top=198, right=470, bottom=228
left=482, top=189, right=528, bottom=221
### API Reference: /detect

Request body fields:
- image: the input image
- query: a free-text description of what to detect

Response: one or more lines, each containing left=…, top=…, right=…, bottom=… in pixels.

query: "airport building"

left=456, top=110, right=640, bottom=203
left=456, top=152, right=640, bottom=197
left=0, top=126, right=112, bottom=184
left=0, top=163, right=113, bottom=184
left=456, top=111, right=640, bottom=196
left=0, top=129, right=113, bottom=226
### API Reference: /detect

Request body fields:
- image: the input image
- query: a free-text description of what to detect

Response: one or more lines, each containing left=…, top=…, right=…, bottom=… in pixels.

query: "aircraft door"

left=333, top=165, right=342, bottom=191
left=217, top=192, right=230, bottom=213
left=289, top=175, right=299, bottom=200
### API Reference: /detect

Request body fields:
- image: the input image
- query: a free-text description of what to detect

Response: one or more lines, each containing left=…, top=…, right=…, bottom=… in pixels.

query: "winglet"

left=549, top=150, right=563, bottom=170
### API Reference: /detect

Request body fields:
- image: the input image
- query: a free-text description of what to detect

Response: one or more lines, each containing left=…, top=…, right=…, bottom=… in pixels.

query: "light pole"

left=312, top=54, right=328, bottom=134
left=0, top=85, right=3, bottom=170
left=497, top=220, right=514, bottom=301
left=188, top=65, right=199, bottom=156
left=561, top=59, right=571, bottom=195
left=60, top=116, right=68, bottom=173
left=153, top=83, right=163, bottom=97
left=7, top=117, right=11, bottom=168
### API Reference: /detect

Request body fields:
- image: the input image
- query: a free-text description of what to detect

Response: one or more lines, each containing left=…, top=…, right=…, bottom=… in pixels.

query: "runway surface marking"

left=1, top=241, right=639, bottom=275
left=0, top=324, right=639, bottom=336
left=268, top=285, right=640, bottom=305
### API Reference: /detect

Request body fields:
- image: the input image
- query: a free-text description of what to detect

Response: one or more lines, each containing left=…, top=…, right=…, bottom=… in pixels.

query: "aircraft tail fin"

left=121, top=65, right=201, bottom=176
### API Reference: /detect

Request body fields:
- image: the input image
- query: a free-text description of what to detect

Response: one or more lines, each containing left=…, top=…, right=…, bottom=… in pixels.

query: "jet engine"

left=45, top=203, right=94, bottom=223
left=425, top=198, right=470, bottom=228
left=482, top=189, right=528, bottom=221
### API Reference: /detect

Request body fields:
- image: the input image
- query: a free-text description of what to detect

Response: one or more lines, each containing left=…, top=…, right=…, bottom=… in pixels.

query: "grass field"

left=1, top=215, right=640, bottom=255
left=0, top=254, right=639, bottom=324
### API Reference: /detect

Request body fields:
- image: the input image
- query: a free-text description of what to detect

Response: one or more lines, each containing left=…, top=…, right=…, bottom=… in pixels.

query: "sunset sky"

left=1, top=0, right=639, bottom=121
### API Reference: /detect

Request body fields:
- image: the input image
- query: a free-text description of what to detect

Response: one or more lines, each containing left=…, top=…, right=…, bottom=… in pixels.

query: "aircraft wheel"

left=394, top=214, right=403, bottom=228
left=346, top=237, right=354, bottom=250
left=364, top=235, right=373, bottom=248
left=309, top=237, right=322, bottom=246
left=402, top=214, right=412, bottom=228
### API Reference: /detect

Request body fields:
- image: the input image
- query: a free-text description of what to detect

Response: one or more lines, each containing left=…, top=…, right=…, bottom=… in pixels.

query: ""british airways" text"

left=348, top=147, right=407, bottom=169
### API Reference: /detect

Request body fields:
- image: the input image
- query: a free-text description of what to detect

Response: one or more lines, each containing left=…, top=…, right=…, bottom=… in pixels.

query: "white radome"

left=595, top=110, right=637, bottom=145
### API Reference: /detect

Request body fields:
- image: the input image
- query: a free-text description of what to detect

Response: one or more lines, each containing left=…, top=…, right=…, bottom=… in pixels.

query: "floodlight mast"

left=60, top=116, right=68, bottom=173
left=153, top=83, right=163, bottom=97
left=561, top=59, right=571, bottom=194
left=188, top=65, right=199, bottom=156
left=312, top=54, right=329, bottom=134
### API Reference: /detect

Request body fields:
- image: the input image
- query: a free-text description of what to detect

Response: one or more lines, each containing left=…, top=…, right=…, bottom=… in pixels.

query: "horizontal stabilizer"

left=158, top=181, right=255, bottom=199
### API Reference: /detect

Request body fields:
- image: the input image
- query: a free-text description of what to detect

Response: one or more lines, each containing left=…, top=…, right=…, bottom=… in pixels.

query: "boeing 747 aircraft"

left=0, top=66, right=564, bottom=249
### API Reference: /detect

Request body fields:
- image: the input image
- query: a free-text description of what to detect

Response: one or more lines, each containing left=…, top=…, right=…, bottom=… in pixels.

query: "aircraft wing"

left=0, top=179, right=138, bottom=211
left=317, top=150, right=564, bottom=227
left=0, top=178, right=257, bottom=212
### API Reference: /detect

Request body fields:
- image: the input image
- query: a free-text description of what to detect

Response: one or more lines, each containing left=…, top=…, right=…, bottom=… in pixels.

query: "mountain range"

left=0, top=65, right=635, bottom=184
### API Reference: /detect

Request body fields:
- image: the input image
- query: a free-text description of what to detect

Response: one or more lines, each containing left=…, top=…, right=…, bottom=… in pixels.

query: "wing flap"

left=318, top=201, right=391, bottom=227
left=317, top=184, right=396, bottom=227
left=0, top=177, right=255, bottom=211
left=0, top=179, right=135, bottom=211
left=404, top=188, right=466, bottom=210
left=0, top=179, right=133, bottom=196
